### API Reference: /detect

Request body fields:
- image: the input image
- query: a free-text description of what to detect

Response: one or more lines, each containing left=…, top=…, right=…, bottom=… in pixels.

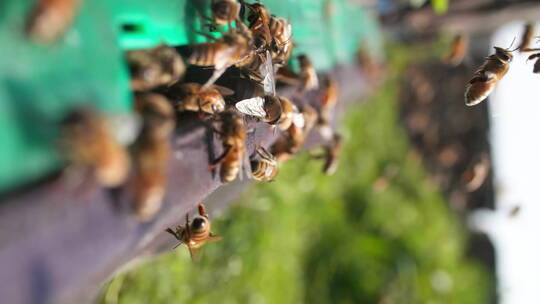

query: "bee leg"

left=201, top=67, right=228, bottom=90
left=198, top=203, right=208, bottom=218
left=209, top=145, right=232, bottom=170
left=165, top=227, right=177, bottom=238
left=185, top=213, right=191, bottom=238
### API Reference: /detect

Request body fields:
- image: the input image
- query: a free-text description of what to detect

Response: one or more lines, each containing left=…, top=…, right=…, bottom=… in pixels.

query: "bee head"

left=191, top=216, right=209, bottom=232
left=264, top=95, right=282, bottom=124
left=494, top=47, right=513, bottom=63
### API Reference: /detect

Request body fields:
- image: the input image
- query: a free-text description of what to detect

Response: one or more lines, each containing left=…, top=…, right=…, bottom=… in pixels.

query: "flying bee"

left=189, top=30, right=252, bottom=88
left=166, top=202, right=222, bottom=260
left=250, top=147, right=278, bottom=182
left=132, top=93, right=175, bottom=221
left=60, top=108, right=130, bottom=187
left=211, top=0, right=241, bottom=26
left=519, top=22, right=535, bottom=52
left=318, top=76, right=339, bottom=126
left=465, top=46, right=514, bottom=106
left=210, top=110, right=247, bottom=183
left=167, top=82, right=234, bottom=116
left=298, top=54, right=319, bottom=92
left=26, top=0, right=81, bottom=43
left=127, top=46, right=186, bottom=91
left=443, top=34, right=468, bottom=66
left=312, top=133, right=342, bottom=175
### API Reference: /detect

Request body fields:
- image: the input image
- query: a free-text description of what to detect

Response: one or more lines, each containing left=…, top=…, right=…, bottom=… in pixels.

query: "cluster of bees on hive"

left=26, top=0, right=343, bottom=259
left=443, top=23, right=540, bottom=106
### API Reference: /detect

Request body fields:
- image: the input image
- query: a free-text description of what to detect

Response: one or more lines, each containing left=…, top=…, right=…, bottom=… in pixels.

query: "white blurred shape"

left=470, top=21, right=540, bottom=304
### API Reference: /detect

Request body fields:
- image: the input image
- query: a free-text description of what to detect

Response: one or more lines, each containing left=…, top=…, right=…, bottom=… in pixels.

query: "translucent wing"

left=235, top=96, right=267, bottom=118
left=260, top=50, right=276, bottom=96
left=188, top=246, right=201, bottom=261
left=292, top=112, right=305, bottom=128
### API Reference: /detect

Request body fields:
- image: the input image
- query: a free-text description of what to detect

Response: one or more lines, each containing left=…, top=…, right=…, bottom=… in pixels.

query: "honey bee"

left=211, top=0, right=241, bottom=26
left=165, top=202, right=222, bottom=260
left=189, top=30, right=252, bottom=88
left=519, top=22, right=535, bottom=52
left=318, top=76, right=339, bottom=126
left=271, top=104, right=318, bottom=161
left=211, top=110, right=247, bottom=183
left=298, top=54, right=319, bottom=92
left=250, top=147, right=278, bottom=182
left=235, top=94, right=282, bottom=124
left=443, top=34, right=468, bottom=66
left=461, top=154, right=490, bottom=192
left=132, top=93, right=175, bottom=221
left=276, top=96, right=297, bottom=131
left=167, top=82, right=234, bottom=116
left=26, top=0, right=81, bottom=43
left=465, top=46, right=514, bottom=106
left=127, top=46, right=186, bottom=91
left=268, top=16, right=293, bottom=66
left=527, top=52, right=540, bottom=73
left=242, top=1, right=272, bottom=51
left=60, top=108, right=130, bottom=187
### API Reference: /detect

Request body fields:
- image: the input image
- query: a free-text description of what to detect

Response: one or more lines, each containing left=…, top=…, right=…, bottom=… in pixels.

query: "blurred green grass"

left=99, top=42, right=491, bottom=304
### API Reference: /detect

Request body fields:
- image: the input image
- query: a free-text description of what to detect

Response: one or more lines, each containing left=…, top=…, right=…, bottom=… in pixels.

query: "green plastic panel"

left=0, top=0, right=381, bottom=193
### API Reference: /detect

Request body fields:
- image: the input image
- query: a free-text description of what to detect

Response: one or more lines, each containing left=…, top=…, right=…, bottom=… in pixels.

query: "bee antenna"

left=507, top=37, right=519, bottom=52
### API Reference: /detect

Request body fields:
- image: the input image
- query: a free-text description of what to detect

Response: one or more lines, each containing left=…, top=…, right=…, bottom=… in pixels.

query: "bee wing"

left=188, top=246, right=201, bottom=261
left=212, top=85, right=235, bottom=96
left=235, top=96, right=267, bottom=118
left=292, top=112, right=305, bottom=128
left=260, top=50, right=276, bottom=96
left=465, top=71, right=497, bottom=106
left=207, top=234, right=224, bottom=242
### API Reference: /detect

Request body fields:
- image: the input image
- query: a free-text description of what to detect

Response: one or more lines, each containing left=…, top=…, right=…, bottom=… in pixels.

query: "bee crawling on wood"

left=60, top=108, right=131, bottom=188
left=268, top=16, right=293, bottom=66
left=240, top=0, right=273, bottom=52
left=235, top=94, right=282, bottom=124
left=166, top=202, right=222, bottom=260
left=271, top=104, right=318, bottom=162
left=250, top=147, right=278, bottom=182
left=188, top=26, right=252, bottom=89
left=26, top=0, right=82, bottom=43
left=443, top=34, right=468, bottom=66
left=276, top=96, right=299, bottom=131
left=235, top=50, right=283, bottom=125
left=465, top=45, right=516, bottom=106
left=127, top=46, right=186, bottom=91
left=166, top=82, right=234, bottom=116
left=210, top=110, right=248, bottom=183
left=132, top=93, right=175, bottom=221
left=311, top=133, right=342, bottom=175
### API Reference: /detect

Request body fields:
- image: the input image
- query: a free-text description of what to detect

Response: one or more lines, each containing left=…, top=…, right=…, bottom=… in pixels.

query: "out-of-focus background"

left=3, top=0, right=540, bottom=303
